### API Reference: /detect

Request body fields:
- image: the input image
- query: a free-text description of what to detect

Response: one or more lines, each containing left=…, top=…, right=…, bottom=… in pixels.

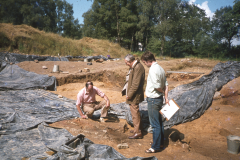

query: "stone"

left=117, top=143, right=129, bottom=149
left=96, top=58, right=104, bottom=63
left=182, top=143, right=189, bottom=150
left=84, top=59, right=91, bottom=62
left=79, top=70, right=82, bottom=73
left=84, top=68, right=90, bottom=72
left=213, top=92, right=221, bottom=100
left=58, top=95, right=63, bottom=98
left=62, top=72, right=69, bottom=74
left=34, top=59, right=39, bottom=63
left=42, top=66, right=48, bottom=69
left=103, top=130, right=107, bottom=133
left=215, top=106, right=220, bottom=111
left=87, top=62, right=92, bottom=65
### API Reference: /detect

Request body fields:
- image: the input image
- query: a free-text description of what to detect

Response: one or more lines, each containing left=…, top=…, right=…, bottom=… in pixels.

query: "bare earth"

left=17, top=58, right=240, bottom=160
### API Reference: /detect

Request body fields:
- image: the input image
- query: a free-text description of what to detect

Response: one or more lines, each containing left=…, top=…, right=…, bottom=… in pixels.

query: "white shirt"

left=132, top=60, right=137, bottom=68
left=145, top=62, right=168, bottom=98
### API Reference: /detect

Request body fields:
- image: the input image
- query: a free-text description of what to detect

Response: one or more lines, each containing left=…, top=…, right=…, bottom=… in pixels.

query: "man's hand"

left=165, top=98, right=170, bottom=106
left=106, top=104, right=110, bottom=109
left=81, top=115, right=88, bottom=119
left=104, top=95, right=110, bottom=108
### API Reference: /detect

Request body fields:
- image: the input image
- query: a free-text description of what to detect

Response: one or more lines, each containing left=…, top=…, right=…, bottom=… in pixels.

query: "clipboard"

left=160, top=99, right=180, bottom=121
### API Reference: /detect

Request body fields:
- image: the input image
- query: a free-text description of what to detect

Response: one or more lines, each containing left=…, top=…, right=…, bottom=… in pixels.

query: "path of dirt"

left=17, top=58, right=240, bottom=160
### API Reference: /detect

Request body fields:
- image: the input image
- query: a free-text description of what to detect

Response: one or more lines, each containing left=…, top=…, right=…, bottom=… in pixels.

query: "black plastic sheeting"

left=66, top=55, right=109, bottom=61
left=162, top=61, right=240, bottom=129
left=0, top=52, right=68, bottom=63
left=0, top=89, right=156, bottom=160
left=123, top=61, right=240, bottom=130
left=0, top=64, right=56, bottom=91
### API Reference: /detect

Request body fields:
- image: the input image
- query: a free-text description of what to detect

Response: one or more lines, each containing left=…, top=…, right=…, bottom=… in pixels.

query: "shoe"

left=128, top=132, right=143, bottom=139
left=100, top=117, right=105, bottom=122
left=130, top=130, right=141, bottom=133
left=145, top=148, right=160, bottom=153
left=149, top=142, right=165, bottom=150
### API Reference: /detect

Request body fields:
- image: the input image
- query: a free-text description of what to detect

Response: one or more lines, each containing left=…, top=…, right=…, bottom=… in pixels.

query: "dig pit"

left=51, top=70, right=127, bottom=104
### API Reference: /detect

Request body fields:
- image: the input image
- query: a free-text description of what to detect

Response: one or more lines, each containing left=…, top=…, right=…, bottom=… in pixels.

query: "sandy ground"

left=17, top=58, right=240, bottom=160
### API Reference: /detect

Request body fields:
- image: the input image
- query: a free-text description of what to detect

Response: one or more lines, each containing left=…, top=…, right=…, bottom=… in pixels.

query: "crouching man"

left=76, top=81, right=110, bottom=121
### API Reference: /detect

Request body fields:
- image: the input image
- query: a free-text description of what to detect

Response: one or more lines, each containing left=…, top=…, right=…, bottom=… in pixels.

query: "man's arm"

left=155, top=87, right=164, bottom=93
left=164, top=85, right=169, bottom=105
left=76, top=91, right=87, bottom=119
left=103, top=95, right=110, bottom=108
left=95, top=86, right=110, bottom=108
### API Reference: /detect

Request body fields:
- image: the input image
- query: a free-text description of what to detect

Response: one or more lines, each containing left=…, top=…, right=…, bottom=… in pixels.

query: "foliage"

left=0, top=0, right=82, bottom=39
left=212, top=6, right=239, bottom=49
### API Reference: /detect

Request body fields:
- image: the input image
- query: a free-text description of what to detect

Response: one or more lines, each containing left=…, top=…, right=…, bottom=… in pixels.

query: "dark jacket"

left=126, top=59, right=145, bottom=104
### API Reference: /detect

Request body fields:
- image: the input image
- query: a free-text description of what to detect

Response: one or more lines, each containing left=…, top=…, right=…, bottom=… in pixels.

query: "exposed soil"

left=17, top=58, right=240, bottom=160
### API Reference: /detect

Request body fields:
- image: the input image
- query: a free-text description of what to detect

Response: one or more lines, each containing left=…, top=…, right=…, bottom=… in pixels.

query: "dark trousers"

left=147, top=96, right=164, bottom=150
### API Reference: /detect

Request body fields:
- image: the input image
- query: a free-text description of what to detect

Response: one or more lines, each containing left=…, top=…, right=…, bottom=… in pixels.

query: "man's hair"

left=85, top=81, right=93, bottom=88
left=124, top=54, right=135, bottom=62
left=141, top=51, right=156, bottom=62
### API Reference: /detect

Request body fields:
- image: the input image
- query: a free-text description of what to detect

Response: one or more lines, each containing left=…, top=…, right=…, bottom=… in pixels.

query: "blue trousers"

left=147, top=96, right=164, bottom=150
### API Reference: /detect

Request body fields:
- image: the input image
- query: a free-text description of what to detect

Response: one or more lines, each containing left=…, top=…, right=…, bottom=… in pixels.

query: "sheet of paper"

left=160, top=99, right=180, bottom=121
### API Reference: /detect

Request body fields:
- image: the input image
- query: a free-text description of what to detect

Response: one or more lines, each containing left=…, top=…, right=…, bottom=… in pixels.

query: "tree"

left=119, top=0, right=139, bottom=50
left=0, top=0, right=25, bottom=25
left=0, top=0, right=82, bottom=39
left=136, top=0, right=155, bottom=51
left=212, top=6, right=239, bottom=49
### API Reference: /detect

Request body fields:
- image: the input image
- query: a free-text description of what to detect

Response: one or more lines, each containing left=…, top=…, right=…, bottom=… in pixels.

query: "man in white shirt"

left=141, top=51, right=169, bottom=153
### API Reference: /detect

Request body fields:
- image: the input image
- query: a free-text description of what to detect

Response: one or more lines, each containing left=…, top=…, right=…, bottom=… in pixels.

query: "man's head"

left=85, top=81, right=93, bottom=93
left=124, top=54, right=135, bottom=68
left=141, top=51, right=156, bottom=67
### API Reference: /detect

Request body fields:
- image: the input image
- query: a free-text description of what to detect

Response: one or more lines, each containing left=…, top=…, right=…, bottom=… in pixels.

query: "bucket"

left=227, top=135, right=240, bottom=154
left=52, top=65, right=59, bottom=73
left=84, top=59, right=91, bottom=62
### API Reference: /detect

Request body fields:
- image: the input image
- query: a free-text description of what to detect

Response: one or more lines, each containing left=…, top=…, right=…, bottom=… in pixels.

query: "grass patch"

left=0, top=23, right=129, bottom=58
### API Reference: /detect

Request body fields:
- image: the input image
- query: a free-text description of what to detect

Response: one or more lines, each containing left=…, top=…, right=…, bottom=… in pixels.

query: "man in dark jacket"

left=122, top=54, right=145, bottom=139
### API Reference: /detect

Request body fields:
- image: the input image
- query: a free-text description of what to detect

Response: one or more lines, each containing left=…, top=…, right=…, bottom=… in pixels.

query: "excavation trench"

left=51, top=70, right=127, bottom=104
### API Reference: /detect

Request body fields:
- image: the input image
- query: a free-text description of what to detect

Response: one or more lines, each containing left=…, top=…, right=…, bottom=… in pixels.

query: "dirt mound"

left=167, top=73, right=201, bottom=81
left=220, top=77, right=240, bottom=97
left=0, top=23, right=129, bottom=57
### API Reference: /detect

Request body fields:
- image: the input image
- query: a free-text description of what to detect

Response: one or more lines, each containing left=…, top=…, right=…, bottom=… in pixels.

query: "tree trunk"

left=161, top=35, right=165, bottom=56
left=116, top=10, right=120, bottom=44
left=228, top=38, right=231, bottom=49
left=131, top=34, right=133, bottom=51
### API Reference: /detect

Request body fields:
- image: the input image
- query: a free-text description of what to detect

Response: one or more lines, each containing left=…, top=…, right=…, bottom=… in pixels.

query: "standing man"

left=141, top=51, right=169, bottom=153
left=123, top=54, right=145, bottom=139
left=76, top=81, right=110, bottom=122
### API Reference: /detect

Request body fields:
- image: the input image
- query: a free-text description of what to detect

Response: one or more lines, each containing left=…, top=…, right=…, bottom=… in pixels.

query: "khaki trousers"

left=82, top=100, right=108, bottom=118
left=130, top=104, right=141, bottom=133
